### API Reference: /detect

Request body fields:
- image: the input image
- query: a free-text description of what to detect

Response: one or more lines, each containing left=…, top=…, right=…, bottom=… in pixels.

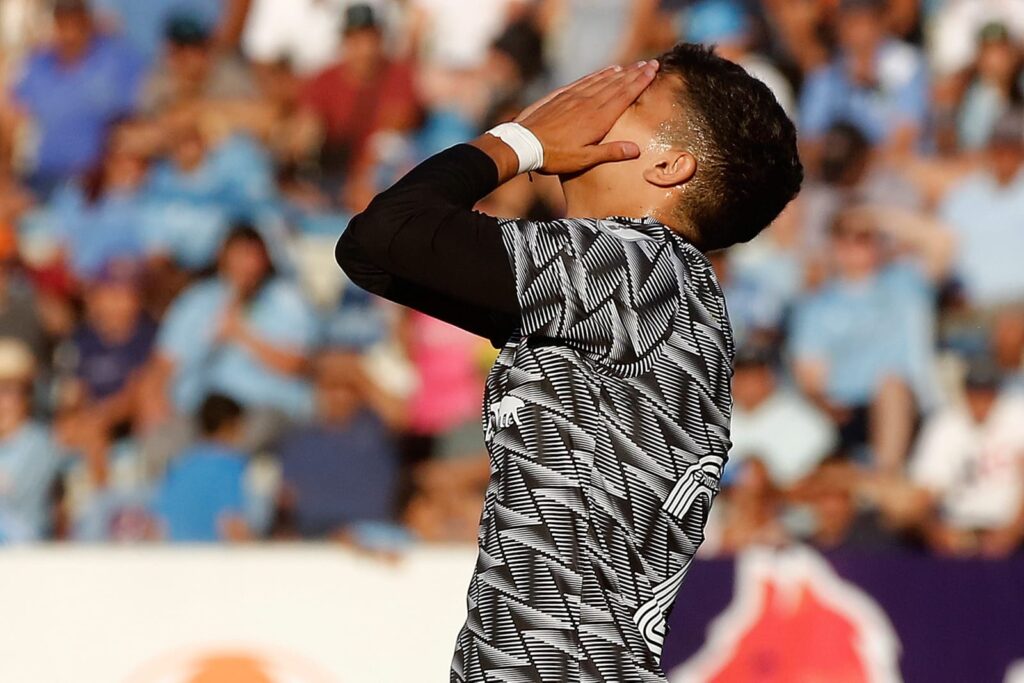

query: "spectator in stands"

left=249, top=60, right=324, bottom=172
left=940, top=110, right=1024, bottom=309
left=57, top=261, right=156, bottom=484
left=4, top=0, right=144, bottom=197
left=45, top=121, right=151, bottom=282
left=798, top=121, right=925, bottom=261
left=728, top=339, right=837, bottom=489
left=73, top=262, right=155, bottom=402
left=144, top=113, right=275, bottom=270
left=954, top=22, right=1024, bottom=152
left=299, top=4, right=421, bottom=206
left=799, top=0, right=929, bottom=165
left=0, top=339, right=62, bottom=542
left=141, top=12, right=257, bottom=114
left=153, top=393, right=267, bottom=542
left=910, top=360, right=1024, bottom=558
left=790, top=205, right=955, bottom=472
left=276, top=350, right=405, bottom=539
left=790, top=458, right=909, bottom=552
left=139, top=225, right=317, bottom=472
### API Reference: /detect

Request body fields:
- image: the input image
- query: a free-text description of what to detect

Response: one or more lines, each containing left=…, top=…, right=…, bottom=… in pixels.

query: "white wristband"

left=486, top=122, right=545, bottom=175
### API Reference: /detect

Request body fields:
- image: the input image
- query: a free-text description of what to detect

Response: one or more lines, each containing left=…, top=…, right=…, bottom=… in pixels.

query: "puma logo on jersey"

left=485, top=395, right=525, bottom=440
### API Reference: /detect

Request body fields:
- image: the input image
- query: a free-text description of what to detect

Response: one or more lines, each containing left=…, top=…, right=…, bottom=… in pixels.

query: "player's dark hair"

left=197, top=393, right=243, bottom=436
left=656, top=43, right=803, bottom=251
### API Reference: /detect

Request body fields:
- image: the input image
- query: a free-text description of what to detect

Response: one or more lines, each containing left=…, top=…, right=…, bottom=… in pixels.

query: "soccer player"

left=337, top=44, right=802, bottom=683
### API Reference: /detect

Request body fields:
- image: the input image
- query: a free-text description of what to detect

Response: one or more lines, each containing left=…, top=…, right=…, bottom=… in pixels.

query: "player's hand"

left=516, top=60, right=659, bottom=175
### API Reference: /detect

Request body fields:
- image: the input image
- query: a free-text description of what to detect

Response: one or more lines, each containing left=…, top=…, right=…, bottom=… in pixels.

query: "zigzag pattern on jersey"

left=503, top=218, right=681, bottom=374
left=452, top=217, right=734, bottom=683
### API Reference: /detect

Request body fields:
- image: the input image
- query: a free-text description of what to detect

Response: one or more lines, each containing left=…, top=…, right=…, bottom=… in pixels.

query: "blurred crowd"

left=0, top=0, right=1022, bottom=559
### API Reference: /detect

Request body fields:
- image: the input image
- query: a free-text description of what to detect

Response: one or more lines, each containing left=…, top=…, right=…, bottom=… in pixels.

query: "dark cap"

left=53, top=0, right=89, bottom=15
left=964, top=359, right=1003, bottom=391
left=988, top=109, right=1024, bottom=148
left=343, top=3, right=380, bottom=34
left=978, top=21, right=1012, bottom=44
left=165, top=13, right=211, bottom=46
left=838, top=0, right=887, bottom=13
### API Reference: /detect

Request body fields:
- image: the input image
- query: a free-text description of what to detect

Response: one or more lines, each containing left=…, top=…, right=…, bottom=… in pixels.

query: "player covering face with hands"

left=338, top=44, right=801, bottom=683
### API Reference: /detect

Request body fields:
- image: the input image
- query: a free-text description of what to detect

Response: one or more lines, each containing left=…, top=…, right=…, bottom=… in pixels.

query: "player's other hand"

left=516, top=60, right=659, bottom=175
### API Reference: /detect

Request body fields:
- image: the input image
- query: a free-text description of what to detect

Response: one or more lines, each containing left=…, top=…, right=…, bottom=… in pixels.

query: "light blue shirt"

left=47, top=185, right=149, bottom=279
left=13, top=35, right=144, bottom=178
left=725, top=242, right=804, bottom=348
left=154, top=441, right=250, bottom=542
left=144, top=135, right=275, bottom=269
left=0, top=422, right=62, bottom=541
left=800, top=40, right=929, bottom=144
left=939, top=169, right=1024, bottom=307
left=790, top=263, right=936, bottom=407
left=323, top=283, right=386, bottom=350
left=158, top=278, right=318, bottom=417
left=957, top=79, right=1019, bottom=152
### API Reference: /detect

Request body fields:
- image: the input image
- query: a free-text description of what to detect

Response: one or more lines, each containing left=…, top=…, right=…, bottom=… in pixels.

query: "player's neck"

left=563, top=184, right=700, bottom=245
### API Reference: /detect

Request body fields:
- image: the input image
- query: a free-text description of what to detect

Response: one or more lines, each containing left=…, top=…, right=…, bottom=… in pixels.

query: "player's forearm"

left=364, top=142, right=505, bottom=215
left=335, top=144, right=519, bottom=342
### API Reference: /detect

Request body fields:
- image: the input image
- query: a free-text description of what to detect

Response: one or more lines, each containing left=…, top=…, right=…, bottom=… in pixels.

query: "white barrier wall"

left=0, top=545, right=479, bottom=683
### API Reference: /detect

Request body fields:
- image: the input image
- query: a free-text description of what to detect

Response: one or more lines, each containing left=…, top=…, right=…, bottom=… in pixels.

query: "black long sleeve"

left=336, top=144, right=520, bottom=347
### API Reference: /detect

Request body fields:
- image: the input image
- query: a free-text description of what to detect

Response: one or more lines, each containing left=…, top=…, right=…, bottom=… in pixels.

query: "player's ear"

left=643, top=150, right=697, bottom=188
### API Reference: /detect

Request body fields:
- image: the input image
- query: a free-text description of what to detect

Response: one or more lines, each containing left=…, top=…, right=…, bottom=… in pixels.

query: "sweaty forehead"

left=633, top=73, right=687, bottom=137
left=636, top=74, right=683, bottom=116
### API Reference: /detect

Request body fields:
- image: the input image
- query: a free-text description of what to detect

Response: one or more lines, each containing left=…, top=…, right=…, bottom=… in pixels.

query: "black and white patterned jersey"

left=450, top=215, right=735, bottom=683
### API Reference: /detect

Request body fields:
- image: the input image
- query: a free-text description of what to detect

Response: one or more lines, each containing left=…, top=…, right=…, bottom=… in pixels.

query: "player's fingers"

left=564, top=65, right=620, bottom=91
left=596, top=60, right=659, bottom=106
left=574, top=63, right=638, bottom=97
left=585, top=141, right=642, bottom=166
left=590, top=59, right=656, bottom=92
left=547, top=66, right=620, bottom=101
left=515, top=66, right=616, bottom=121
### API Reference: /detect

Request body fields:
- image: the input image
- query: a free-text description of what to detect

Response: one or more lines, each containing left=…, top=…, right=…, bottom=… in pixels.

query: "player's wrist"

left=470, top=133, right=526, bottom=184
left=484, top=122, right=545, bottom=175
